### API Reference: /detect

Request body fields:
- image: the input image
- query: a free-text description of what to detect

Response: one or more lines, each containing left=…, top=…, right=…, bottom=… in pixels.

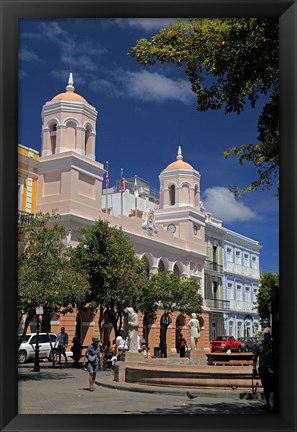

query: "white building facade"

left=224, top=230, right=261, bottom=338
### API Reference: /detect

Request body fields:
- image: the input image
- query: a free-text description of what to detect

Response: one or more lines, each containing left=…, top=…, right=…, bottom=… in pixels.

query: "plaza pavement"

left=18, top=361, right=268, bottom=415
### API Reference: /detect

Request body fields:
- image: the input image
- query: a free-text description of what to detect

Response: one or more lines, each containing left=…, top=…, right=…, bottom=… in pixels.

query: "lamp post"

left=33, top=306, right=43, bottom=372
left=160, top=314, right=171, bottom=358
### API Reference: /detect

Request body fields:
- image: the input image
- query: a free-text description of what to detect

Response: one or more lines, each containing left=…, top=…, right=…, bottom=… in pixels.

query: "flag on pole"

left=105, top=161, right=109, bottom=188
left=120, top=168, right=125, bottom=193
left=134, top=175, right=139, bottom=198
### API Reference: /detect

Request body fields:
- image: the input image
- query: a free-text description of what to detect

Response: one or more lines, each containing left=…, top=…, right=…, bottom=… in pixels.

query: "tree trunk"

left=18, top=312, right=34, bottom=348
left=41, top=313, right=51, bottom=332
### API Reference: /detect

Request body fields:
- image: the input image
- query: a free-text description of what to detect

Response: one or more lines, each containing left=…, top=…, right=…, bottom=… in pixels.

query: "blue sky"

left=18, top=18, right=279, bottom=274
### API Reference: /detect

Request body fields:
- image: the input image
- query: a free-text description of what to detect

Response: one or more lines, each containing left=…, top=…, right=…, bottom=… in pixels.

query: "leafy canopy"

left=130, top=18, right=279, bottom=197
left=18, top=212, right=90, bottom=330
left=140, top=271, right=203, bottom=319
left=255, top=272, right=279, bottom=321
left=74, top=219, right=147, bottom=335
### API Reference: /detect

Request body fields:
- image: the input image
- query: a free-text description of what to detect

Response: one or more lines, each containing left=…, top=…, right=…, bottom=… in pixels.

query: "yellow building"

left=18, top=144, right=39, bottom=219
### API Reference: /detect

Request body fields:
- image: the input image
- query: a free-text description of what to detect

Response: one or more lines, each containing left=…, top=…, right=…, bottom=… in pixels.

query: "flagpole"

left=134, top=175, right=138, bottom=217
left=105, top=161, right=109, bottom=214
left=121, top=168, right=124, bottom=216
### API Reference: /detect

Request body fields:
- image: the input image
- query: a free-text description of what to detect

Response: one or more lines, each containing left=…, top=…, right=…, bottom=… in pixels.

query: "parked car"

left=210, top=335, right=241, bottom=352
left=237, top=336, right=263, bottom=352
left=18, top=332, right=57, bottom=364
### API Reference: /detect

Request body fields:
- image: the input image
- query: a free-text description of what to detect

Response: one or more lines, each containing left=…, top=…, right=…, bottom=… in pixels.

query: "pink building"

left=25, top=73, right=260, bottom=353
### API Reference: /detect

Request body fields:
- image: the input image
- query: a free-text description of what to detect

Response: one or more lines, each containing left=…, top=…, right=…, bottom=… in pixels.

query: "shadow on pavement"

left=18, top=370, right=76, bottom=382
left=122, top=401, right=269, bottom=415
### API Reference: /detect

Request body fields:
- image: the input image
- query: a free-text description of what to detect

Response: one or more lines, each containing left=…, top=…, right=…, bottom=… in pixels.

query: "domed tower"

left=155, top=146, right=206, bottom=243
left=35, top=73, right=105, bottom=224
left=41, top=72, right=96, bottom=159
left=159, top=146, right=201, bottom=208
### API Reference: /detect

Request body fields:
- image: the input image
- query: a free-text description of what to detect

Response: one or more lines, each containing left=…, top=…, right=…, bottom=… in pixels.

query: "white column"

left=76, top=126, right=86, bottom=155
left=86, top=132, right=96, bottom=160
left=41, top=127, right=51, bottom=156
left=56, top=125, right=67, bottom=153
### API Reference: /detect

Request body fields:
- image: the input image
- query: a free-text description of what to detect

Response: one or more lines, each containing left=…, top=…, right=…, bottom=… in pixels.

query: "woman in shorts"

left=82, top=336, right=100, bottom=391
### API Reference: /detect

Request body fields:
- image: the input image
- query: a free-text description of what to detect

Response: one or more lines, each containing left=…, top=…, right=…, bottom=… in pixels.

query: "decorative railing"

left=205, top=260, right=224, bottom=273
left=18, top=210, right=34, bottom=226
left=229, top=300, right=255, bottom=312
left=226, top=262, right=260, bottom=279
left=205, top=298, right=230, bottom=310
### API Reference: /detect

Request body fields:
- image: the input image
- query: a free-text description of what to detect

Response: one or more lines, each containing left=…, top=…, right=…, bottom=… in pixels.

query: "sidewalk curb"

left=95, top=374, right=264, bottom=401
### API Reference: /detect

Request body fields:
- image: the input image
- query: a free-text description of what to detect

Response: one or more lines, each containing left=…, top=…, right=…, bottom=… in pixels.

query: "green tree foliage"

left=74, top=219, right=147, bottom=337
left=255, top=273, right=279, bottom=322
left=18, top=212, right=90, bottom=335
left=140, top=271, right=203, bottom=319
left=130, top=18, right=279, bottom=197
left=140, top=271, right=202, bottom=354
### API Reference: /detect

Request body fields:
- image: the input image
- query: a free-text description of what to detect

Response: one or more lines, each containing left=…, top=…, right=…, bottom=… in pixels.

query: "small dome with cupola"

left=51, top=72, right=87, bottom=103
left=165, top=146, right=193, bottom=171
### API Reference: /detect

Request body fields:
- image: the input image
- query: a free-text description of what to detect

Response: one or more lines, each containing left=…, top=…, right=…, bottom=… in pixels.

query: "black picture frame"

left=1, top=1, right=296, bottom=431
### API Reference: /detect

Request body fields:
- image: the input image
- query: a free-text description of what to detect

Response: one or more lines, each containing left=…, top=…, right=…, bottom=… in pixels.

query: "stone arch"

left=141, top=256, right=150, bottom=279
left=84, top=123, right=93, bottom=157
left=172, top=261, right=183, bottom=277
left=47, top=119, right=59, bottom=155
left=63, top=117, right=80, bottom=127
left=157, top=257, right=169, bottom=272
left=83, top=121, right=94, bottom=131
left=244, top=315, right=253, bottom=337
left=194, top=183, right=199, bottom=206
left=140, top=252, right=154, bottom=268
left=169, top=184, right=175, bottom=205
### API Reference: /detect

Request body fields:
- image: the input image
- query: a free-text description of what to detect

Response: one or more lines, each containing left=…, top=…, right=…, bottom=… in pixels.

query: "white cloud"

left=91, top=79, right=120, bottom=96
left=203, top=187, right=259, bottom=223
left=35, top=21, right=107, bottom=79
left=19, top=48, right=44, bottom=64
left=116, top=70, right=195, bottom=105
left=113, top=18, right=175, bottom=32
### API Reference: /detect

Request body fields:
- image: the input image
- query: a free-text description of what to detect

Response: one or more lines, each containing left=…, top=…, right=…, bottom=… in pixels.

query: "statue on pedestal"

left=124, top=307, right=139, bottom=353
left=188, top=313, right=200, bottom=350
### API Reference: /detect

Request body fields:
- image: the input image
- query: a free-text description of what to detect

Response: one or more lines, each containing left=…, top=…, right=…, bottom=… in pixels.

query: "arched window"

left=173, top=263, right=180, bottom=277
left=158, top=259, right=165, bottom=272
left=142, top=256, right=150, bottom=279
left=194, top=184, right=199, bottom=206
left=65, top=120, right=77, bottom=151
left=85, top=124, right=93, bottom=156
left=49, top=122, right=57, bottom=154
left=169, top=185, right=175, bottom=205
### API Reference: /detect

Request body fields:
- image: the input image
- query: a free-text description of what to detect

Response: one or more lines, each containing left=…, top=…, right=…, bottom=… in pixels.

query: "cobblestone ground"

left=18, top=362, right=268, bottom=415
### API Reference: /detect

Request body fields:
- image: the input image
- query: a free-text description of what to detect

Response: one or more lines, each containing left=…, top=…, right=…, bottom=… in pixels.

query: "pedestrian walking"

left=252, top=327, right=274, bottom=411
left=82, top=336, right=101, bottom=391
left=55, top=327, right=68, bottom=365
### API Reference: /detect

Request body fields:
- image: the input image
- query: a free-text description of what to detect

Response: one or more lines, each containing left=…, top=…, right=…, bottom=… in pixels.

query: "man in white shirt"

left=116, top=330, right=128, bottom=352
left=55, top=327, right=68, bottom=365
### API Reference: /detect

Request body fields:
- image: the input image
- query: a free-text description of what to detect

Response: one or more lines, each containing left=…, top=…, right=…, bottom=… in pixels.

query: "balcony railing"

left=229, top=300, right=255, bottom=312
left=205, top=298, right=230, bottom=310
left=18, top=210, right=34, bottom=226
left=226, top=261, right=260, bottom=278
left=205, top=260, right=224, bottom=273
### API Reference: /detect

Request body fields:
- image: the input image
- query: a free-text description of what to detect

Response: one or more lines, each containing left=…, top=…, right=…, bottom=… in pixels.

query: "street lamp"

left=33, top=306, right=43, bottom=372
